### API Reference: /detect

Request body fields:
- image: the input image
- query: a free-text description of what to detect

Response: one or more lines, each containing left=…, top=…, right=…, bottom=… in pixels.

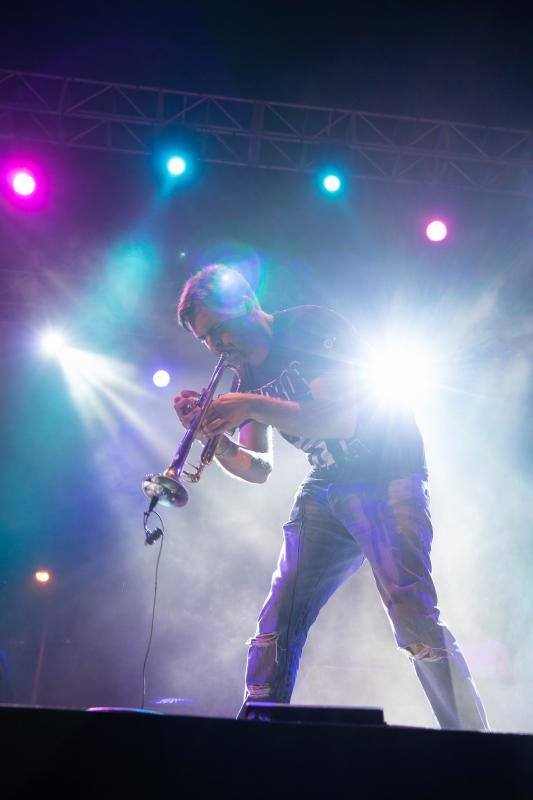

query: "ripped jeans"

left=239, top=474, right=489, bottom=731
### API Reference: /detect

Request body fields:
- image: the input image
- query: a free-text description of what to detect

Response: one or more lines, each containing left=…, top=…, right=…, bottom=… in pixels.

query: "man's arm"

left=203, top=374, right=357, bottom=441
left=246, top=375, right=357, bottom=439
left=214, top=421, right=273, bottom=484
left=174, top=389, right=272, bottom=485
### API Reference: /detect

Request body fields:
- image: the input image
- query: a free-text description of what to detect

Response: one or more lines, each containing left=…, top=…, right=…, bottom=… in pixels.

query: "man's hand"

left=173, top=390, right=210, bottom=443
left=202, top=393, right=251, bottom=437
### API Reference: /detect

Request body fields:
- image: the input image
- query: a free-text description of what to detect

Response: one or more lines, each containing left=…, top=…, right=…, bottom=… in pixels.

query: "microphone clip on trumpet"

left=141, top=352, right=241, bottom=514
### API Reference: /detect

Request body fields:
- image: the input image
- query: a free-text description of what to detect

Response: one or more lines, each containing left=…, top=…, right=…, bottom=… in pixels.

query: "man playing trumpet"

left=174, top=264, right=488, bottom=731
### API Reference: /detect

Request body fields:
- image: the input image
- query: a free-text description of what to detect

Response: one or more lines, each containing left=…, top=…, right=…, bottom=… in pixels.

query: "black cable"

left=141, top=512, right=164, bottom=710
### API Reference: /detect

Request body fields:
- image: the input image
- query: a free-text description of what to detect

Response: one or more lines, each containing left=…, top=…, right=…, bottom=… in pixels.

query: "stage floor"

left=2, top=703, right=533, bottom=798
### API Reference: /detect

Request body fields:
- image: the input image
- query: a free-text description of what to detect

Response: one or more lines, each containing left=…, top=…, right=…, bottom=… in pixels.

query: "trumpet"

left=141, top=352, right=241, bottom=509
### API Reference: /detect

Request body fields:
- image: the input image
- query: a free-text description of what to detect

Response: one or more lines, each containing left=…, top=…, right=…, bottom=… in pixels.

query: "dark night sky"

left=2, top=0, right=533, bottom=126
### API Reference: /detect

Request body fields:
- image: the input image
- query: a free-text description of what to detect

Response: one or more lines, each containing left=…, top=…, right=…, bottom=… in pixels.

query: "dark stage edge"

left=2, top=704, right=533, bottom=799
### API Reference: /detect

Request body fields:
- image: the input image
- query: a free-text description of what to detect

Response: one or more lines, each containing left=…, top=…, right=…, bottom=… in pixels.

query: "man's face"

left=189, top=303, right=258, bottom=363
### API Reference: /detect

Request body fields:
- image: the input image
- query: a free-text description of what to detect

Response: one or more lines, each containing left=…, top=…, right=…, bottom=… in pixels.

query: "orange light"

left=34, top=570, right=51, bottom=584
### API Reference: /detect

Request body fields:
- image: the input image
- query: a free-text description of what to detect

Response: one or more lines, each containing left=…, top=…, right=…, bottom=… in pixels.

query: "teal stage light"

left=167, top=156, right=187, bottom=176
left=323, top=174, right=342, bottom=193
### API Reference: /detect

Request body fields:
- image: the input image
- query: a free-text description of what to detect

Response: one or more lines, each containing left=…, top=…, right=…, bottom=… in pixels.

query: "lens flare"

left=199, top=241, right=263, bottom=300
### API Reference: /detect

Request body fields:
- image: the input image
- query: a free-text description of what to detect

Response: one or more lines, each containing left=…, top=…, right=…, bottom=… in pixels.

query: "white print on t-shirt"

left=248, top=361, right=364, bottom=468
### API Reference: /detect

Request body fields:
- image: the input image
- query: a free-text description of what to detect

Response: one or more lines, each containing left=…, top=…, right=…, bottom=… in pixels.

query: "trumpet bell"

left=141, top=473, right=189, bottom=508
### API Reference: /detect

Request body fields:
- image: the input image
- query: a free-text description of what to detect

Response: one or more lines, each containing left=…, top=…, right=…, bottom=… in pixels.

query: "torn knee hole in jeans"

left=246, top=633, right=279, bottom=697
left=246, top=632, right=279, bottom=663
left=405, top=643, right=449, bottom=663
left=247, top=683, right=271, bottom=698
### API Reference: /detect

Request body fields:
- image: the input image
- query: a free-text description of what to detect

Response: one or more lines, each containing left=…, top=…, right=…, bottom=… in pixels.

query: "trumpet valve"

left=183, top=462, right=205, bottom=483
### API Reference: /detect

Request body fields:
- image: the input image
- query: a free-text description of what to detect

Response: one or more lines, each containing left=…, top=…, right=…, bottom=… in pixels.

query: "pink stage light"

left=3, top=161, right=47, bottom=209
left=12, top=169, right=37, bottom=196
left=426, top=220, right=448, bottom=242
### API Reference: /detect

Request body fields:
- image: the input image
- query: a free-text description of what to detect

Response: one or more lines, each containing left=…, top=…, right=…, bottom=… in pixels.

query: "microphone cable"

left=141, top=508, right=165, bottom=710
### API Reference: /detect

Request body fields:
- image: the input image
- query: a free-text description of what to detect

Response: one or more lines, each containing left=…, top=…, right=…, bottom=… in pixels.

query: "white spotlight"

left=153, top=369, right=170, bottom=388
left=365, top=340, right=434, bottom=407
left=40, top=330, right=67, bottom=357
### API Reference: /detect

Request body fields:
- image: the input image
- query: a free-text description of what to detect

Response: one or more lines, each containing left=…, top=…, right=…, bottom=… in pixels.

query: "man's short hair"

left=177, top=264, right=260, bottom=332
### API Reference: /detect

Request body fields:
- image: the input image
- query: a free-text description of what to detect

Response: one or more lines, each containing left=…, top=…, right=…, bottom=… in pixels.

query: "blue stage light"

left=167, top=156, right=187, bottom=176
left=323, top=174, right=342, bottom=193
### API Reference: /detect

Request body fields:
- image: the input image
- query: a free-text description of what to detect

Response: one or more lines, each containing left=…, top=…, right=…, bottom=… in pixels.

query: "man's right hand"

left=173, top=390, right=209, bottom=443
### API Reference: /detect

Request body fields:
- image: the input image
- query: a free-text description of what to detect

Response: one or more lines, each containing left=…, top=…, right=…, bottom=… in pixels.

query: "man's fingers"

left=175, top=390, right=200, bottom=405
left=174, top=397, right=194, bottom=409
left=203, top=419, right=224, bottom=436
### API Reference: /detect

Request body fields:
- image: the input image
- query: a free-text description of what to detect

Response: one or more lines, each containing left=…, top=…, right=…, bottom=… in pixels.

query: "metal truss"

left=0, top=68, right=532, bottom=195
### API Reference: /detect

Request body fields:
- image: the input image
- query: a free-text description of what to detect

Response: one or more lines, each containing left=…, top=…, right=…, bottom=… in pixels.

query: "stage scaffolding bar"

left=0, top=68, right=532, bottom=194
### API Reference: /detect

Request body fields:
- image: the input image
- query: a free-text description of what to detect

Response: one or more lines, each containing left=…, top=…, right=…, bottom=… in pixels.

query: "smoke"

left=2, top=149, right=531, bottom=731
left=26, top=258, right=531, bottom=732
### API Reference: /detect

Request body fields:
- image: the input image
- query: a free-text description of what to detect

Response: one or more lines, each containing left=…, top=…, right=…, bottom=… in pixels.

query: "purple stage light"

left=426, top=220, right=447, bottom=242
left=3, top=161, right=47, bottom=209
left=12, top=170, right=36, bottom=196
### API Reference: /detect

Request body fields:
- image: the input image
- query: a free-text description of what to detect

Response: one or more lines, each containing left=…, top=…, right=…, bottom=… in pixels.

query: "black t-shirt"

left=239, top=305, right=428, bottom=482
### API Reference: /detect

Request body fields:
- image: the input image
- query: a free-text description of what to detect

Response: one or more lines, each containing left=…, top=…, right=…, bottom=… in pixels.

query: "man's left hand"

left=202, top=393, right=252, bottom=437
